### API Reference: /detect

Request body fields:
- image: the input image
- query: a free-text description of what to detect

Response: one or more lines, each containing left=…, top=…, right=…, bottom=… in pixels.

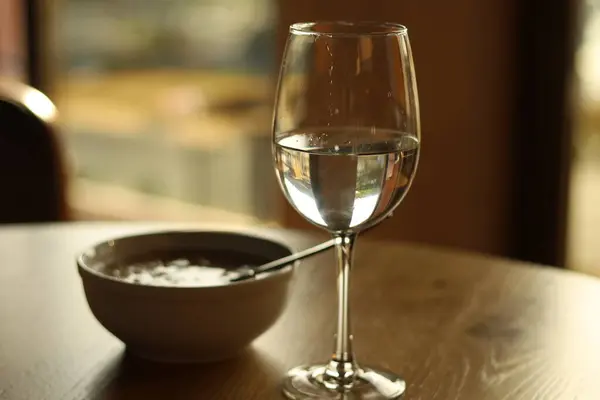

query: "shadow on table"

left=97, top=347, right=280, bottom=399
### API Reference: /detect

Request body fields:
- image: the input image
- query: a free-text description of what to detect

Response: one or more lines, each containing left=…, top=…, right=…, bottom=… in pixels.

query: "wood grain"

left=1, top=223, right=600, bottom=399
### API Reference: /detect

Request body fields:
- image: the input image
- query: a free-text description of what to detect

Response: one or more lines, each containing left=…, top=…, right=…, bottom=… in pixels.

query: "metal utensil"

left=226, top=237, right=340, bottom=282
left=226, top=217, right=388, bottom=282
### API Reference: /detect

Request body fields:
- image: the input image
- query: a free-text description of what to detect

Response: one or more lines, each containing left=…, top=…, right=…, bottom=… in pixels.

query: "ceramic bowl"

left=77, top=230, right=295, bottom=363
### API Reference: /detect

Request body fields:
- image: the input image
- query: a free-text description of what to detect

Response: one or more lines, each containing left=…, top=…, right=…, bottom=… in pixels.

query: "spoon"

left=225, top=218, right=388, bottom=282
left=226, top=237, right=340, bottom=282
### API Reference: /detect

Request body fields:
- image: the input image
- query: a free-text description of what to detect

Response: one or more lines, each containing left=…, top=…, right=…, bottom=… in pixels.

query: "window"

left=569, top=0, right=600, bottom=273
left=53, top=0, right=279, bottom=224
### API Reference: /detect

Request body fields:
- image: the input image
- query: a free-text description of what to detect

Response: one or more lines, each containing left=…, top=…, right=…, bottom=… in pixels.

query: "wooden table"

left=2, top=223, right=600, bottom=399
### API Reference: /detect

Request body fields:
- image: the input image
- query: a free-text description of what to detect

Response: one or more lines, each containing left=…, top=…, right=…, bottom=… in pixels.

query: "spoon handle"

left=261, top=237, right=339, bottom=272
left=228, top=220, right=386, bottom=282
left=229, top=238, right=339, bottom=282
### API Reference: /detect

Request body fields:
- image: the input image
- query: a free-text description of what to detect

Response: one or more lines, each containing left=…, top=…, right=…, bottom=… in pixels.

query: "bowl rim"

left=76, top=229, right=297, bottom=291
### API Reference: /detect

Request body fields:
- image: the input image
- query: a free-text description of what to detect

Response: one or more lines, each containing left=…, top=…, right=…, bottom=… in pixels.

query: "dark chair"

left=0, top=79, right=69, bottom=223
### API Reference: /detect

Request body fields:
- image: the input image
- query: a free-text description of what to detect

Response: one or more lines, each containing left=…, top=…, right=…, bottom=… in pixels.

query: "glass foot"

left=282, top=364, right=405, bottom=399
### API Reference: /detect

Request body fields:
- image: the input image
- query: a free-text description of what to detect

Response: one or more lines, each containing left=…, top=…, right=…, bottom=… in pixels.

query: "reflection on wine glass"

left=272, top=22, right=420, bottom=399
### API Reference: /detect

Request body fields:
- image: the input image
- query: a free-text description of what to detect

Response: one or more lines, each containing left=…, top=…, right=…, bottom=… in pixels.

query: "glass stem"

left=324, top=232, right=358, bottom=389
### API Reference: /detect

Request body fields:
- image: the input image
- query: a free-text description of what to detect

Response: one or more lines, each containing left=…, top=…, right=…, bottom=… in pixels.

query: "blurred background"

left=0, top=0, right=598, bottom=274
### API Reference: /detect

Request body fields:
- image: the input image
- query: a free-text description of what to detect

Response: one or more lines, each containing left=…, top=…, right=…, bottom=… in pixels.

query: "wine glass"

left=272, top=22, right=420, bottom=399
